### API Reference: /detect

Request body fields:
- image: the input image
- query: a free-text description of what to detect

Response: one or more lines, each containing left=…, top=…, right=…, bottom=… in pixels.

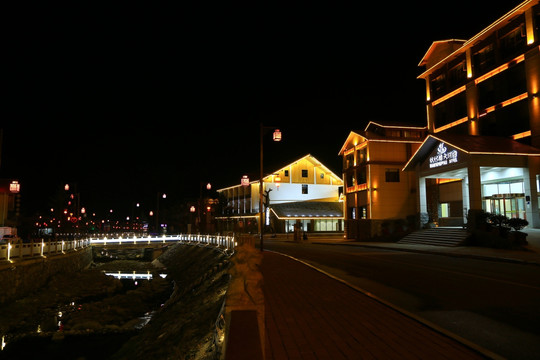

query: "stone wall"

left=0, top=247, right=93, bottom=304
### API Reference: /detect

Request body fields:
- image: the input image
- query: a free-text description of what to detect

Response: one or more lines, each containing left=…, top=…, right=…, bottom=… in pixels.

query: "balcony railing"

left=346, top=183, right=368, bottom=193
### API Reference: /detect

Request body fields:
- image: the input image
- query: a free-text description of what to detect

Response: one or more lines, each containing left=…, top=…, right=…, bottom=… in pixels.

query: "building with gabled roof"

left=339, top=121, right=427, bottom=239
left=216, top=154, right=344, bottom=234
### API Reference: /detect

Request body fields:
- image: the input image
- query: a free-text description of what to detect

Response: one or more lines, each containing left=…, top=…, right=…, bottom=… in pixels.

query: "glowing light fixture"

left=273, top=129, right=282, bottom=142
left=9, top=180, right=20, bottom=193
left=525, top=9, right=535, bottom=45
left=241, top=175, right=250, bottom=187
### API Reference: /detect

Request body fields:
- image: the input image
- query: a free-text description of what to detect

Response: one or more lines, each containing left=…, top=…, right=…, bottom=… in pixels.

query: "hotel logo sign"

left=429, top=142, right=458, bottom=168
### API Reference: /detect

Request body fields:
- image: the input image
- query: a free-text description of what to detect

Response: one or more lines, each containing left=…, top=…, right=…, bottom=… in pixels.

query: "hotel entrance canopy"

left=403, top=133, right=540, bottom=178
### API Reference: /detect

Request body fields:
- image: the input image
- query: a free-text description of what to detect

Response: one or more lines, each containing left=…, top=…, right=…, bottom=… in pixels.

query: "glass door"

left=483, top=195, right=526, bottom=219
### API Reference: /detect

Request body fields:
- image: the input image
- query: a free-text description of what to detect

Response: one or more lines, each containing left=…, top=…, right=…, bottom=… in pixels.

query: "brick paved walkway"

left=261, top=251, right=489, bottom=360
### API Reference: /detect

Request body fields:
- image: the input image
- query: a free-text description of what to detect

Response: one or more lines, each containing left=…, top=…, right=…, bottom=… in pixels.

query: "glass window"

left=345, top=153, right=354, bottom=169
left=473, top=43, right=495, bottom=74
left=478, top=98, right=529, bottom=136
left=302, top=184, right=308, bottom=194
left=357, top=147, right=367, bottom=164
left=433, top=90, right=467, bottom=129
left=448, top=59, right=467, bottom=88
left=431, top=73, right=446, bottom=99
left=358, top=168, right=367, bottom=184
left=477, top=61, right=526, bottom=110
left=385, top=169, right=400, bottom=182
left=302, top=169, right=308, bottom=178
left=499, top=23, right=526, bottom=61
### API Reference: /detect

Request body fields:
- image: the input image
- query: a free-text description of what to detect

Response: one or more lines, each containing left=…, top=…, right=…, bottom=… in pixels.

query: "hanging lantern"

left=9, top=180, right=20, bottom=193
left=275, top=175, right=281, bottom=188
left=241, top=175, right=250, bottom=187
left=273, top=129, right=282, bottom=142
left=206, top=183, right=212, bottom=190
left=190, top=206, right=196, bottom=213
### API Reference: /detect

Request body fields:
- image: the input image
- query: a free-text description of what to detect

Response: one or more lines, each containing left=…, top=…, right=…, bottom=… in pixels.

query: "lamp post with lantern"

left=197, top=182, right=212, bottom=233
left=259, top=123, right=281, bottom=251
left=155, top=192, right=167, bottom=234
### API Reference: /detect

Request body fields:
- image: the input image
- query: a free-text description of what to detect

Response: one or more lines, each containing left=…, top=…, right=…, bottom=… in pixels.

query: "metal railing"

left=89, top=234, right=236, bottom=250
left=0, top=239, right=91, bottom=262
left=0, top=234, right=236, bottom=262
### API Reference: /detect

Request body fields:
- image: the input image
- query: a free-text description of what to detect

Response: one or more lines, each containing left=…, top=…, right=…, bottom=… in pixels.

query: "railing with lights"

left=0, top=234, right=236, bottom=262
left=89, top=234, right=236, bottom=250
left=0, top=238, right=91, bottom=262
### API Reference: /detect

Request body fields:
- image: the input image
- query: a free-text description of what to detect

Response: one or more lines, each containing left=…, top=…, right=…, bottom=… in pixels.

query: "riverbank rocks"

left=109, top=244, right=231, bottom=359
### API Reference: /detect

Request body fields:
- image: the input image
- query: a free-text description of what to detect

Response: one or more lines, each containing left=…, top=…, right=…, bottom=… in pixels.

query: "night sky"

left=2, top=1, right=525, bottom=218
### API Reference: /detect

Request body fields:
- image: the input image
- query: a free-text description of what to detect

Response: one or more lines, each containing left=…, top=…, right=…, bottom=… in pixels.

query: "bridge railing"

left=0, top=234, right=235, bottom=262
left=88, top=234, right=236, bottom=251
left=0, top=239, right=91, bottom=262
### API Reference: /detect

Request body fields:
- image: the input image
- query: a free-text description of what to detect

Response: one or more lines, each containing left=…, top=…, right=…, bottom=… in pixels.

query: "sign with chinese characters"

left=429, top=143, right=458, bottom=168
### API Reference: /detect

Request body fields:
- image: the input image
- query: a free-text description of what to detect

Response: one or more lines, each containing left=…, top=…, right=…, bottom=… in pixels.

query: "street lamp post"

left=156, top=192, right=166, bottom=234
left=260, top=123, right=281, bottom=252
left=197, top=182, right=212, bottom=233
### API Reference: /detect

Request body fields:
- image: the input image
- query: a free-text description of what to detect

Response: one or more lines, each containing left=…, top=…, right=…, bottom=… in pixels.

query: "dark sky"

left=2, top=1, right=525, bottom=218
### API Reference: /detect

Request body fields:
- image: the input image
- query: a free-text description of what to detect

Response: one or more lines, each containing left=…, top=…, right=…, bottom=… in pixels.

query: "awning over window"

left=270, top=201, right=343, bottom=219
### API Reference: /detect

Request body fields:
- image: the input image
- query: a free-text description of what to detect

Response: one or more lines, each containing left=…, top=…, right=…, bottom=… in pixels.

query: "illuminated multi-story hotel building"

left=404, top=1, right=540, bottom=227
left=339, top=121, right=427, bottom=239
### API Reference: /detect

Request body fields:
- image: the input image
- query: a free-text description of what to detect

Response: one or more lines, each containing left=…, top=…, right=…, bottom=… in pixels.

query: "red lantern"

left=9, top=180, right=20, bottom=193
left=241, top=175, right=250, bottom=187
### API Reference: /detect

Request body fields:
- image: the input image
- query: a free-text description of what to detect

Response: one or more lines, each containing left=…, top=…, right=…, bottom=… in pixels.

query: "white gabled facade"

left=216, top=154, right=344, bottom=233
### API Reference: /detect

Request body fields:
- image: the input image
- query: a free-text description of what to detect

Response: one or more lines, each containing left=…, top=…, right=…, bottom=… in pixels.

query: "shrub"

left=488, top=214, right=508, bottom=227
left=465, top=211, right=528, bottom=249
left=507, top=217, right=528, bottom=232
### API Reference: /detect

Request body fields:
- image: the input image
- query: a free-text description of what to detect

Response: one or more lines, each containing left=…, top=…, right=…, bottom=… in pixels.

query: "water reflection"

left=104, top=272, right=167, bottom=280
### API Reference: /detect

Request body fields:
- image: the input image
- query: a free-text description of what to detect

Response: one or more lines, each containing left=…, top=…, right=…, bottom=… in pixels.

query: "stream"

left=0, top=256, right=173, bottom=359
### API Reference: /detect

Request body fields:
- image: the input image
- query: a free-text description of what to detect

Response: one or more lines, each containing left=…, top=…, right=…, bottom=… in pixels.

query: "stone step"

left=397, top=228, right=469, bottom=247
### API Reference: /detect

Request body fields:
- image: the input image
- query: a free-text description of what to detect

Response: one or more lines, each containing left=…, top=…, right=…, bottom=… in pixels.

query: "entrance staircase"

left=397, top=227, right=469, bottom=247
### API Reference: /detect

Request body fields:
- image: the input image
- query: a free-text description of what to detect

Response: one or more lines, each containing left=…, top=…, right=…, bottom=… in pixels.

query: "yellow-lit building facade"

left=405, top=1, right=540, bottom=228
left=339, top=121, right=427, bottom=239
left=216, top=154, right=344, bottom=234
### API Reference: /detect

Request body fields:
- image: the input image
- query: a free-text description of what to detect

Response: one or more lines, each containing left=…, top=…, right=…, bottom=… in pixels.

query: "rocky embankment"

left=110, top=244, right=231, bottom=360
left=0, top=243, right=231, bottom=359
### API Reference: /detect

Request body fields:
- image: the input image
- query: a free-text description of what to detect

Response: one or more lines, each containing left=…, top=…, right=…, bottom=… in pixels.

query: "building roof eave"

left=403, top=133, right=540, bottom=172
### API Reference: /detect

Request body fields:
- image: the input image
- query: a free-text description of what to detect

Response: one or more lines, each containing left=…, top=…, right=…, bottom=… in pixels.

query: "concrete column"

left=418, top=176, right=427, bottom=214
left=467, top=161, right=482, bottom=211
left=526, top=47, right=540, bottom=147
left=524, top=157, right=540, bottom=228
left=466, top=82, right=479, bottom=135
left=462, top=172, right=470, bottom=220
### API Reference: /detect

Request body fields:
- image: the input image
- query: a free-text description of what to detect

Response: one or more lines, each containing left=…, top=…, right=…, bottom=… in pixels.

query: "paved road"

left=261, top=250, right=488, bottom=360
left=263, top=240, right=540, bottom=360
